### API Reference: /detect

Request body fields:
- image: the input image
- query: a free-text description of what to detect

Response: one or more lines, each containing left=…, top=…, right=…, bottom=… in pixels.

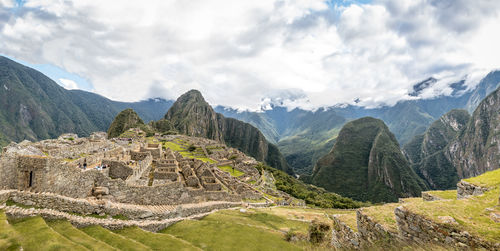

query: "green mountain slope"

left=107, top=109, right=148, bottom=138
left=312, top=117, right=427, bottom=203
left=166, top=90, right=294, bottom=175
left=0, top=56, right=172, bottom=147
left=403, top=109, right=470, bottom=189
left=165, top=90, right=224, bottom=142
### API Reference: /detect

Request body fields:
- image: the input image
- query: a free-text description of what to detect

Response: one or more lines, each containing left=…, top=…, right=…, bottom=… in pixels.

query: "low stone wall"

left=331, top=215, right=360, bottom=249
left=457, top=181, right=490, bottom=199
left=0, top=190, right=14, bottom=203
left=356, top=210, right=400, bottom=245
left=3, top=205, right=212, bottom=232
left=4, top=190, right=241, bottom=220
left=395, top=206, right=498, bottom=250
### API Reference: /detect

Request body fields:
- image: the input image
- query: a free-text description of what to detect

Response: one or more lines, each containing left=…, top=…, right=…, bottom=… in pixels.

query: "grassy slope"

left=162, top=217, right=302, bottom=251
left=0, top=210, right=21, bottom=251
left=114, top=227, right=198, bottom=251
left=218, top=165, right=244, bottom=177
left=81, top=225, right=152, bottom=251
left=464, top=168, right=500, bottom=187
left=405, top=188, right=500, bottom=243
left=9, top=216, right=88, bottom=251
left=46, top=220, right=117, bottom=251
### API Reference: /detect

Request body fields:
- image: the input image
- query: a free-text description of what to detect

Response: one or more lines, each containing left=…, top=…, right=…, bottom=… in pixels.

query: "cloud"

left=58, top=78, right=78, bottom=90
left=0, top=0, right=499, bottom=110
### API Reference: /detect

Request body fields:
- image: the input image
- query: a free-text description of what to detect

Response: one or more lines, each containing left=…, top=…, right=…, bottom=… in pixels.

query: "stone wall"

left=0, top=155, right=17, bottom=189
left=331, top=215, right=360, bottom=249
left=105, top=160, right=133, bottom=180
left=4, top=190, right=241, bottom=221
left=395, top=206, right=498, bottom=250
left=130, top=151, right=151, bottom=161
left=356, top=210, right=400, bottom=244
left=457, top=180, right=490, bottom=199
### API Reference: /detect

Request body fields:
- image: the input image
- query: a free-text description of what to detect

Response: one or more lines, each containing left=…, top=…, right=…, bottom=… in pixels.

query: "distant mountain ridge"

left=0, top=56, right=173, bottom=147
left=217, top=71, right=500, bottom=175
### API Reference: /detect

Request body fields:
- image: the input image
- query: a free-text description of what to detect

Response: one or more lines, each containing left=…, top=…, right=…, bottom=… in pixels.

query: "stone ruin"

left=0, top=132, right=267, bottom=206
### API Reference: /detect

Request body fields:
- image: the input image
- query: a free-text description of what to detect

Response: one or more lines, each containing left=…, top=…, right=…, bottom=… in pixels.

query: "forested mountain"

left=311, top=117, right=427, bottom=203
left=0, top=56, right=172, bottom=147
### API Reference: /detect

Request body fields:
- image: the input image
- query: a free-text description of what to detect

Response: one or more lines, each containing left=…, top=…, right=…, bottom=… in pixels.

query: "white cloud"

left=58, top=78, right=78, bottom=90
left=0, top=0, right=499, bottom=110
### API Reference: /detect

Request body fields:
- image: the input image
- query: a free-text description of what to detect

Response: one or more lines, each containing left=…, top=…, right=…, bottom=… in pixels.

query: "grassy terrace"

left=405, top=187, right=500, bottom=243
left=218, top=165, right=244, bottom=177
left=46, top=220, right=116, bottom=251
left=164, top=139, right=216, bottom=164
left=10, top=216, right=88, bottom=251
left=425, top=190, right=457, bottom=200
left=464, top=168, right=500, bottom=188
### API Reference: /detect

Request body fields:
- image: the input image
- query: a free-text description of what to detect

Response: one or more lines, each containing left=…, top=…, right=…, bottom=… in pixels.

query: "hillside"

left=107, top=109, right=148, bottom=138
left=166, top=90, right=294, bottom=175
left=403, top=109, right=471, bottom=189
left=311, top=117, right=428, bottom=203
left=449, top=85, right=500, bottom=178
left=0, top=56, right=172, bottom=148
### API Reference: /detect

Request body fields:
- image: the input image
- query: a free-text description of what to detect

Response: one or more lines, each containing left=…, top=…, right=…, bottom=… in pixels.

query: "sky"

left=0, top=0, right=499, bottom=111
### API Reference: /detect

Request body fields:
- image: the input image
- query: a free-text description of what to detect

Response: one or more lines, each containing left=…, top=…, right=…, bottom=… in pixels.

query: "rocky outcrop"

left=312, top=117, right=427, bottom=203
left=403, top=109, right=470, bottom=189
left=456, top=180, right=490, bottom=199
left=448, top=86, right=500, bottom=179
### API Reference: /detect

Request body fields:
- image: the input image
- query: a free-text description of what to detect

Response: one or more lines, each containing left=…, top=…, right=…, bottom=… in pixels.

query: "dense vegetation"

left=403, top=109, right=470, bottom=189
left=312, top=117, right=427, bottom=203
left=255, top=163, right=366, bottom=209
left=107, top=109, right=150, bottom=138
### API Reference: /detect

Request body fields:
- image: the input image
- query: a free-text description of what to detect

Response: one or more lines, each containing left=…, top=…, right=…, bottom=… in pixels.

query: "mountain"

left=449, top=86, right=500, bottom=178
left=311, top=117, right=427, bottom=203
left=218, top=71, right=500, bottom=175
left=165, top=90, right=224, bottom=142
left=0, top=56, right=173, bottom=147
left=166, top=90, right=294, bottom=174
left=107, top=109, right=147, bottom=138
left=403, top=109, right=470, bottom=189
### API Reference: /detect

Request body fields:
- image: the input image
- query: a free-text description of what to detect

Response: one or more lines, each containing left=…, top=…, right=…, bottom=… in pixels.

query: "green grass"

left=218, top=165, right=245, bottom=177
left=361, top=202, right=400, bottom=232
left=0, top=210, right=21, bottom=251
left=115, top=226, right=198, bottom=251
left=426, top=190, right=457, bottom=200
left=46, top=220, right=116, bottom=251
left=81, top=225, right=152, bottom=251
left=464, top=168, right=500, bottom=188
left=204, top=210, right=310, bottom=234
left=164, top=140, right=216, bottom=163
left=405, top=187, right=500, bottom=243
left=10, top=216, right=88, bottom=251
left=162, top=219, right=301, bottom=251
